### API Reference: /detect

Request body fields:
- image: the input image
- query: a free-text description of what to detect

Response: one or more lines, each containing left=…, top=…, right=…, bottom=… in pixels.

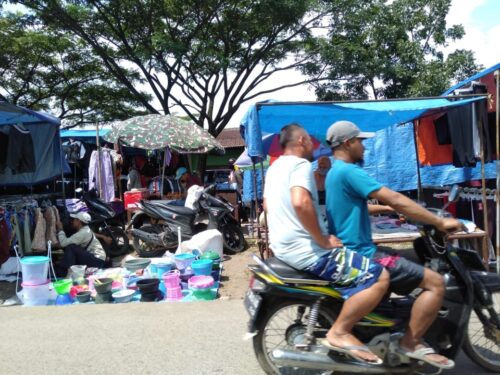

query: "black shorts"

left=374, top=250, right=424, bottom=295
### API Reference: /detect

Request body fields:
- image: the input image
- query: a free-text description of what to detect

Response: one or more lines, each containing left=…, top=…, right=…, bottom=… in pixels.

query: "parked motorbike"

left=126, top=184, right=246, bottom=257
left=245, top=186, right=500, bottom=374
left=75, top=188, right=130, bottom=258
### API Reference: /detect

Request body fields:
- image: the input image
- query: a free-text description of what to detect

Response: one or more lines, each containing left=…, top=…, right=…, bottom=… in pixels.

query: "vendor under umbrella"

left=56, top=212, right=107, bottom=274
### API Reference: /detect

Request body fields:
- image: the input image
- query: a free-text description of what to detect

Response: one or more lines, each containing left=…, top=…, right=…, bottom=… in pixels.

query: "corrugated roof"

left=216, top=128, right=245, bottom=148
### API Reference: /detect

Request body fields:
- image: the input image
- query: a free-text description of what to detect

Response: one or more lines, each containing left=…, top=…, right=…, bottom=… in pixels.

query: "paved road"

left=0, top=300, right=493, bottom=375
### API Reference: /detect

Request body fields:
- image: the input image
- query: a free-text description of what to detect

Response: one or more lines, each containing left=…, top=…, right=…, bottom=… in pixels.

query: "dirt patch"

left=218, top=238, right=259, bottom=300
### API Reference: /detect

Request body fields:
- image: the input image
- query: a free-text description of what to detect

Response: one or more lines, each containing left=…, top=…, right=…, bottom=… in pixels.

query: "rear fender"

left=125, top=211, right=149, bottom=231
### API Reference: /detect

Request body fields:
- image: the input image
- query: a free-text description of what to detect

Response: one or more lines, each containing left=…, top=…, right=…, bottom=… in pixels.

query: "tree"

left=0, top=7, right=149, bottom=126
left=16, top=0, right=325, bottom=135
left=305, top=0, right=483, bottom=100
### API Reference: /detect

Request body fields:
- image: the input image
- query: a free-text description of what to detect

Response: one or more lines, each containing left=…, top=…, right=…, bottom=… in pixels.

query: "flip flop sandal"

left=396, top=344, right=455, bottom=370
left=320, top=339, right=383, bottom=365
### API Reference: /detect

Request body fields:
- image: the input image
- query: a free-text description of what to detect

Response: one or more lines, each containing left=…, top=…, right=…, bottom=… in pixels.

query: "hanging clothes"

left=23, top=209, right=33, bottom=255
left=43, top=206, right=59, bottom=247
left=0, top=132, right=8, bottom=173
left=32, top=208, right=47, bottom=252
left=447, top=105, right=476, bottom=167
left=88, top=149, right=115, bottom=202
left=6, top=124, right=36, bottom=173
left=0, top=214, right=10, bottom=266
left=62, top=140, right=86, bottom=164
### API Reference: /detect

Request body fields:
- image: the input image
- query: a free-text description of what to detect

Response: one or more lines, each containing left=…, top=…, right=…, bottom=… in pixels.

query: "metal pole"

left=495, top=69, right=500, bottom=274
left=96, top=123, right=103, bottom=198
left=251, top=162, right=259, bottom=239
left=478, top=101, right=490, bottom=264
left=161, top=148, right=167, bottom=198
left=412, top=120, right=423, bottom=202
left=58, top=127, right=66, bottom=199
left=259, top=161, right=269, bottom=258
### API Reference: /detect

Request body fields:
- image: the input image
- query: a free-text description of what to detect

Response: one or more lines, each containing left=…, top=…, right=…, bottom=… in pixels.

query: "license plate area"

left=244, top=289, right=263, bottom=322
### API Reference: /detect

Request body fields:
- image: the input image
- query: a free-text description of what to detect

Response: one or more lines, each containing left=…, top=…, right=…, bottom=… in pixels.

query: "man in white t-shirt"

left=263, top=123, right=389, bottom=364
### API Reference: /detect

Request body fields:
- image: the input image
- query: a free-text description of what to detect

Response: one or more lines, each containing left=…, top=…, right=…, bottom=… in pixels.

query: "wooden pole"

left=413, top=120, right=423, bottom=202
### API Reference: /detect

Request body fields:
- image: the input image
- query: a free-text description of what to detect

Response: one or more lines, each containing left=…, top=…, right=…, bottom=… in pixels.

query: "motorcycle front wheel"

left=132, top=224, right=172, bottom=258
left=463, top=290, right=500, bottom=372
left=253, top=301, right=335, bottom=375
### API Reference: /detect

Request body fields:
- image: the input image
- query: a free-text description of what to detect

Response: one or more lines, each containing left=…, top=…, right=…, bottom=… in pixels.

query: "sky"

left=226, top=0, right=500, bottom=127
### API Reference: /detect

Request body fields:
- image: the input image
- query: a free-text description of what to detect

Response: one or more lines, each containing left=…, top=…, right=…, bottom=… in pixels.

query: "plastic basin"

left=20, top=256, right=49, bottom=285
left=155, top=262, right=174, bottom=278
left=94, top=278, right=113, bottom=294
left=124, top=258, right=151, bottom=272
left=191, top=259, right=213, bottom=276
left=136, top=278, right=160, bottom=294
left=112, top=289, right=135, bottom=303
left=53, top=279, right=73, bottom=295
left=174, top=253, right=196, bottom=271
left=76, top=291, right=92, bottom=303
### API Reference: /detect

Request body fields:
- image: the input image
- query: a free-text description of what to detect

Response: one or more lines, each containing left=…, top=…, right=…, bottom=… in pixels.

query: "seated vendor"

left=56, top=212, right=106, bottom=274
left=176, top=167, right=202, bottom=196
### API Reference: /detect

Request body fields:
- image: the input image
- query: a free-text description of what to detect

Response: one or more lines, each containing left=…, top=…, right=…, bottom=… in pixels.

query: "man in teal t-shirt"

left=325, top=120, right=463, bottom=370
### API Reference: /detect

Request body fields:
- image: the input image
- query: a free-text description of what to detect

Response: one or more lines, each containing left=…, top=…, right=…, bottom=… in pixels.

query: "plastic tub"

left=191, top=259, right=213, bottom=276
left=20, top=256, right=49, bottom=285
left=70, top=265, right=86, bottom=285
left=166, top=286, right=183, bottom=301
left=21, top=280, right=50, bottom=306
left=174, top=253, right=196, bottom=271
left=163, top=271, right=181, bottom=288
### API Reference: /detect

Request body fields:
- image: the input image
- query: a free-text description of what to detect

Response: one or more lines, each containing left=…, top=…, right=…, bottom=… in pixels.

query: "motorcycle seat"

left=142, top=200, right=196, bottom=216
left=264, top=257, right=329, bottom=284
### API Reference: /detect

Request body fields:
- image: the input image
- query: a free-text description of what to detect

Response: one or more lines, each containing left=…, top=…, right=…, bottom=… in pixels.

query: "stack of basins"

left=20, top=256, right=51, bottom=306
left=94, top=278, right=114, bottom=303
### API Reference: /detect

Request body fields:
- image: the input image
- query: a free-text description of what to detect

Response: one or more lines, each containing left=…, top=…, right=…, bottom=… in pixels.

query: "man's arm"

left=291, top=186, right=342, bottom=249
left=367, top=204, right=395, bottom=215
left=370, top=187, right=463, bottom=232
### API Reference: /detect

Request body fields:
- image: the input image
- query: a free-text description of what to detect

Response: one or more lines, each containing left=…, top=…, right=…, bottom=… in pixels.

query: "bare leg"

left=399, top=269, right=451, bottom=365
left=326, top=269, right=390, bottom=362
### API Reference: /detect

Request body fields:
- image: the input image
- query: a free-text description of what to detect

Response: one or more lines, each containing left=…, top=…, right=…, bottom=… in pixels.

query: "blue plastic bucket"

left=191, top=259, right=213, bottom=276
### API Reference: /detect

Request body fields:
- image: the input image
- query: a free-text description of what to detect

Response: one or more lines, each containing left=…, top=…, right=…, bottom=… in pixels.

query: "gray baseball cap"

left=326, top=121, right=375, bottom=148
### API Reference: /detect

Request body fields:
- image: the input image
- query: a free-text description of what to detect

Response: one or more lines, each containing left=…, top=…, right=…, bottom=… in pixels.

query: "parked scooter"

left=245, top=185, right=500, bottom=374
left=126, top=184, right=246, bottom=257
left=75, top=188, right=130, bottom=258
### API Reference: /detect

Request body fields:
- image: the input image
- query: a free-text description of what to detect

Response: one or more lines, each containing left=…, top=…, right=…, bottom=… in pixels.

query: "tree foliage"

left=306, top=0, right=483, bottom=100
left=16, top=0, right=323, bottom=134
left=0, top=6, right=149, bottom=126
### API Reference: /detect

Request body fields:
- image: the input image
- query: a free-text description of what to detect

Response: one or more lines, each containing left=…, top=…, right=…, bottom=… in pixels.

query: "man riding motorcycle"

left=263, top=123, right=390, bottom=364
left=324, top=120, right=463, bottom=369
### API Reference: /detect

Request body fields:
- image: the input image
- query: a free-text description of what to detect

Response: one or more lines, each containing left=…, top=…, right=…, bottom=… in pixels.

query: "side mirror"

left=448, top=184, right=461, bottom=203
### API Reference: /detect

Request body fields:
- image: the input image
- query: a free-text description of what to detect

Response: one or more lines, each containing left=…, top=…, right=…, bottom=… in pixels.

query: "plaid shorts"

left=305, top=247, right=383, bottom=299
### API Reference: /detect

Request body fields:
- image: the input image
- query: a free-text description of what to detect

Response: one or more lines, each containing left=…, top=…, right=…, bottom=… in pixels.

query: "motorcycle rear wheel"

left=220, top=222, right=246, bottom=253
left=102, top=226, right=130, bottom=258
left=132, top=224, right=172, bottom=258
left=253, top=301, right=335, bottom=375
left=463, top=290, right=500, bottom=372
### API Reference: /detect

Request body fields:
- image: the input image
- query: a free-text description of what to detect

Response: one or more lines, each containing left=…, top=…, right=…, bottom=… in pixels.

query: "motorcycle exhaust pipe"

left=271, top=349, right=409, bottom=374
left=131, top=229, right=164, bottom=246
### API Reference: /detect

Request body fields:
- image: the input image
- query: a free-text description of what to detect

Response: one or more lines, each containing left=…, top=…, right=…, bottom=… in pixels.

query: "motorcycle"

left=75, top=188, right=130, bottom=258
left=126, top=184, right=246, bottom=257
left=244, top=186, right=500, bottom=374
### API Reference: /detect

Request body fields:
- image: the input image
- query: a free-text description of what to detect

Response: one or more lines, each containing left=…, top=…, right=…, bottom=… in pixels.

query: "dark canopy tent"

left=0, top=101, right=64, bottom=186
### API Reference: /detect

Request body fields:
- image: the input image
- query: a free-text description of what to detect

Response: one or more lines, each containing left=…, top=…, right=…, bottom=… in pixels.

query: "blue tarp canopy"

left=241, top=96, right=485, bottom=162
left=60, top=128, right=110, bottom=139
left=0, top=101, right=64, bottom=186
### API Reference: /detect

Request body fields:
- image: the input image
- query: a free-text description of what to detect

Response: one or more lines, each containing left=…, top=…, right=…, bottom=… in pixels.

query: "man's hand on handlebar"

left=436, top=218, right=464, bottom=234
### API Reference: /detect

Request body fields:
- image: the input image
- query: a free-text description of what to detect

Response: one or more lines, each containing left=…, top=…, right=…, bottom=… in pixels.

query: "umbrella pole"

left=161, top=149, right=167, bottom=198
left=495, top=69, right=499, bottom=274
left=251, top=162, right=259, bottom=240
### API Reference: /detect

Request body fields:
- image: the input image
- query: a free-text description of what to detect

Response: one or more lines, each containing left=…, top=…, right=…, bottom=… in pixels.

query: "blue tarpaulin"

left=240, top=63, right=498, bottom=191
left=60, top=128, right=110, bottom=139
left=0, top=102, right=64, bottom=186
